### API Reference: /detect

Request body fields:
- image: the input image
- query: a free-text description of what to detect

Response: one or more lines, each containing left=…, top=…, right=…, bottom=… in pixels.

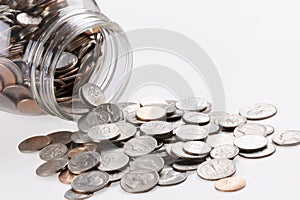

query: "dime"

left=0, top=62, right=16, bottom=87
left=206, top=133, right=236, bottom=148
left=158, top=167, right=187, bottom=186
left=36, top=158, right=68, bottom=177
left=182, top=141, right=211, bottom=156
left=98, top=150, right=130, bottom=172
left=120, top=169, right=159, bottom=193
left=71, top=131, right=92, bottom=144
left=77, top=110, right=110, bottom=132
left=218, top=114, right=247, bottom=130
left=125, top=111, right=146, bottom=126
left=140, top=121, right=174, bottom=139
left=272, top=130, right=300, bottom=146
left=47, top=131, right=73, bottom=145
left=88, top=123, right=121, bottom=142
left=0, top=92, right=17, bottom=113
left=264, top=124, right=275, bottom=136
left=174, top=125, right=209, bottom=141
left=233, top=123, right=267, bottom=137
left=39, top=143, right=68, bottom=161
left=171, top=142, right=207, bottom=160
left=214, top=177, right=246, bottom=192
left=239, top=143, right=276, bottom=159
left=18, top=135, right=51, bottom=153
left=113, top=121, right=137, bottom=142
left=210, top=145, right=239, bottom=159
left=64, top=189, right=93, bottom=200
left=108, top=167, right=130, bottom=182
left=67, top=144, right=97, bottom=159
left=123, top=136, right=157, bottom=157
left=183, top=112, right=210, bottom=125
left=68, top=151, right=101, bottom=174
left=136, top=106, right=167, bottom=121
left=197, top=159, right=236, bottom=180
left=140, top=97, right=168, bottom=107
left=58, top=170, right=77, bottom=185
left=202, top=102, right=213, bottom=114
left=176, top=97, right=208, bottom=112
left=234, top=135, right=268, bottom=152
left=130, top=154, right=165, bottom=172
left=71, top=170, right=110, bottom=193
left=79, top=83, right=106, bottom=107
left=202, top=123, right=220, bottom=135
left=239, top=103, right=277, bottom=120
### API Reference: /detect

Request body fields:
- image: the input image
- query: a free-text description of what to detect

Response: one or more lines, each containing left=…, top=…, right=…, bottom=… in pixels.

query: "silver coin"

left=88, top=123, right=121, bottom=142
left=239, top=143, right=276, bottom=159
left=197, top=159, right=236, bottom=180
left=140, top=121, right=174, bottom=139
left=140, top=97, right=168, bottom=107
left=233, top=123, right=267, bottom=137
left=77, top=110, right=110, bottom=132
left=206, top=133, right=236, bottom=148
left=239, top=103, right=277, bottom=120
left=71, top=131, right=92, bottom=144
left=174, top=125, right=209, bottom=141
left=130, top=154, right=165, bottom=172
left=68, top=151, right=101, bottom=174
left=182, top=141, right=212, bottom=156
left=176, top=97, right=208, bottom=112
left=16, top=13, right=42, bottom=25
left=210, top=111, right=229, bottom=125
left=108, top=167, right=130, bottom=182
left=166, top=109, right=184, bottom=122
left=183, top=112, right=210, bottom=125
left=158, top=167, right=187, bottom=186
left=36, top=158, right=68, bottom=177
left=264, top=124, right=275, bottom=136
left=3, top=85, right=32, bottom=103
left=125, top=111, right=146, bottom=126
left=113, top=121, right=137, bottom=142
left=39, top=143, right=68, bottom=161
left=121, top=103, right=140, bottom=118
left=156, top=104, right=176, bottom=116
left=98, top=150, right=129, bottom=172
left=47, top=131, right=73, bottom=145
left=0, top=92, right=17, bottom=112
left=210, top=145, right=240, bottom=159
left=136, top=106, right=167, bottom=121
left=218, top=114, right=247, bottom=129
left=171, top=142, right=206, bottom=160
left=272, top=130, right=300, bottom=146
left=56, top=52, right=78, bottom=70
left=71, top=170, right=110, bottom=193
left=120, top=169, right=159, bottom=193
left=172, top=161, right=203, bottom=172
left=123, top=136, right=157, bottom=157
left=79, top=83, right=106, bottom=107
left=94, top=103, right=122, bottom=123
left=202, top=102, right=213, bottom=114
left=202, top=123, right=221, bottom=135
left=234, top=135, right=268, bottom=152
left=64, top=189, right=93, bottom=200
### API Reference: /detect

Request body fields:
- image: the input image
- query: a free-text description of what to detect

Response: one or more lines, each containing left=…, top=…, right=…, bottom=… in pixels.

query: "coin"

left=171, top=142, right=206, bottom=160
left=47, top=131, right=73, bottom=145
left=183, top=112, right=210, bottom=125
left=79, top=83, right=106, bottom=107
left=108, top=167, right=130, bottom=182
left=210, top=145, right=240, bottom=159
left=67, top=144, right=97, bottom=159
left=0, top=62, right=16, bottom=87
left=71, top=131, right=92, bottom=144
left=77, top=111, right=110, bottom=133
left=197, top=159, right=236, bottom=180
left=98, top=150, right=129, bottom=172
left=239, top=143, right=276, bottom=159
left=0, top=92, right=18, bottom=112
left=234, top=135, right=268, bottom=152
left=93, top=103, right=122, bottom=123
left=39, top=143, right=68, bottom=161
left=140, top=97, right=168, bottom=107
left=64, top=189, right=93, bottom=200
left=264, top=124, right=275, bottom=136
left=130, top=154, right=165, bottom=172
left=174, top=125, right=209, bottom=141
left=214, top=177, right=246, bottom=192
left=206, top=133, right=236, bottom=148
left=3, top=85, right=32, bottom=102
left=158, top=167, right=187, bottom=186
left=123, top=136, right=157, bottom=157
left=172, top=161, right=203, bottom=172
left=56, top=52, right=78, bottom=71
left=18, top=135, right=51, bottom=153
left=17, top=99, right=44, bottom=114
left=239, top=103, right=277, bottom=120
left=272, top=130, right=300, bottom=146
left=202, top=123, right=221, bottom=135
left=166, top=109, right=183, bottom=122
left=36, top=158, right=68, bottom=177
left=16, top=13, right=42, bottom=25
left=125, top=111, right=146, bottom=126
left=233, top=123, right=267, bottom=137
left=113, top=121, right=137, bottom=142
left=140, top=121, right=174, bottom=139
left=71, top=170, right=110, bottom=193
left=182, top=141, right=212, bottom=156
left=136, top=106, right=167, bottom=121
left=120, top=169, right=159, bottom=193
left=88, top=123, right=121, bottom=142
left=176, top=97, right=208, bottom=112
left=58, top=170, right=77, bottom=185
left=68, top=151, right=101, bottom=174
left=120, top=103, right=140, bottom=118
left=218, top=114, right=247, bottom=130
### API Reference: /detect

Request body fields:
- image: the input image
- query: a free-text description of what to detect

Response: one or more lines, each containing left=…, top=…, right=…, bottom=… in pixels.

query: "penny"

left=234, top=135, right=268, bottom=153
left=98, top=150, right=130, bottom=172
left=18, top=135, right=51, bottom=153
left=120, top=103, right=140, bottom=118
left=140, top=97, right=168, bottom=107
left=0, top=63, right=16, bottom=87
left=64, top=189, right=93, bottom=200
left=206, top=133, right=236, bottom=148
left=39, top=143, right=68, bottom=161
left=183, top=112, right=210, bottom=125
left=272, top=130, right=300, bottom=146
left=0, top=92, right=18, bottom=113
left=197, top=159, right=236, bottom=180
left=120, top=169, right=159, bottom=193
left=158, top=167, right=187, bottom=186
left=58, top=170, right=77, bottom=185
left=233, top=123, right=267, bottom=137
left=176, top=97, right=208, bottom=112
left=71, top=170, right=110, bottom=193
left=218, top=114, right=247, bottom=130
left=215, top=177, right=246, bottom=192
left=3, top=85, right=32, bottom=103
left=68, top=151, right=101, bottom=174
left=36, top=158, right=69, bottom=177
left=210, top=145, right=240, bottom=160
left=79, top=83, right=106, bottom=107
left=113, top=121, right=137, bottom=142
left=174, top=125, right=209, bottom=141
left=239, top=103, right=277, bottom=120
left=136, top=106, right=167, bottom=121
left=0, top=58, right=23, bottom=84
left=123, top=136, right=157, bottom=157
left=56, top=52, right=78, bottom=71
left=239, top=143, right=276, bottom=159
left=140, top=121, right=174, bottom=139
left=47, top=131, right=73, bottom=145
left=17, top=99, right=44, bottom=114
left=0, top=79, right=3, bottom=91
left=182, top=141, right=212, bottom=156
left=67, top=144, right=97, bottom=159
left=130, top=154, right=165, bottom=172
left=88, top=123, right=121, bottom=142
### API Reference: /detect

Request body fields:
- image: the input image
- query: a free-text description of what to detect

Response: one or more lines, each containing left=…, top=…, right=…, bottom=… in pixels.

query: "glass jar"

left=0, top=0, right=132, bottom=120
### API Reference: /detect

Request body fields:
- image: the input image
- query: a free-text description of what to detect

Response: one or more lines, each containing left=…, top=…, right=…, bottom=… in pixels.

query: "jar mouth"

left=27, top=9, right=132, bottom=120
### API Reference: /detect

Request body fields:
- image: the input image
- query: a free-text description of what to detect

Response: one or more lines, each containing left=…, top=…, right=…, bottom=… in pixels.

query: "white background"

left=1, top=0, right=300, bottom=199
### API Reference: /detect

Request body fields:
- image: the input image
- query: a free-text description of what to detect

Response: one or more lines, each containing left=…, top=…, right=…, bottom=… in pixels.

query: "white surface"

left=1, top=0, right=300, bottom=199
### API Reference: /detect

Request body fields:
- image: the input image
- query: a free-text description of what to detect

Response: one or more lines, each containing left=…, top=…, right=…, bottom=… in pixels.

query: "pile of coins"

left=0, top=1, right=103, bottom=115
left=18, top=84, right=300, bottom=199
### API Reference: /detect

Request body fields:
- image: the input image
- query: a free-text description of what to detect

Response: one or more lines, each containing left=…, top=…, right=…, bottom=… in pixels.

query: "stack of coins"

left=18, top=83, right=300, bottom=199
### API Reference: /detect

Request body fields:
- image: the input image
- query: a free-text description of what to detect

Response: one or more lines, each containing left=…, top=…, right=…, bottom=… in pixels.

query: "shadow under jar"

left=0, top=0, right=132, bottom=120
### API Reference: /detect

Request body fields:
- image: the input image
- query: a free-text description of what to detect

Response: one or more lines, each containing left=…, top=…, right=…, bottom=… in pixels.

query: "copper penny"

left=0, top=63, right=16, bottom=87
left=17, top=99, right=44, bottom=115
left=214, top=177, right=246, bottom=192
left=0, top=78, right=3, bottom=91
left=47, top=131, right=73, bottom=145
left=18, top=135, right=51, bottom=153
left=67, top=144, right=97, bottom=159
left=3, top=85, right=32, bottom=103
left=58, top=170, right=77, bottom=185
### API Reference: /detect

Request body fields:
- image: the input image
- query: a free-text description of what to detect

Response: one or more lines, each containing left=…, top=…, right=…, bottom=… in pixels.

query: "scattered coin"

left=36, top=158, right=68, bottom=177
left=64, top=189, right=93, bottom=200
left=234, top=135, right=268, bottom=153
left=218, top=114, right=247, bottom=130
left=123, top=136, right=157, bottom=157
left=239, top=143, right=276, bottom=159
left=113, top=122, right=137, bottom=142
left=88, top=123, right=121, bottom=142
left=233, top=123, right=267, bottom=137
left=18, top=135, right=51, bottom=153
left=17, top=99, right=44, bottom=114
left=166, top=109, right=184, bottom=122
left=71, top=131, right=92, bottom=144
left=176, top=97, right=208, bottom=112
left=172, top=161, right=203, bottom=172
left=206, top=133, right=236, bottom=148
left=47, top=131, right=73, bottom=145
left=214, top=177, right=246, bottom=192
left=77, top=111, right=110, bottom=132
left=58, top=170, right=77, bottom=185
left=3, top=85, right=32, bottom=102
left=182, top=141, right=212, bottom=156
left=140, top=121, right=174, bottom=139
left=68, top=151, right=101, bottom=174
left=125, top=111, right=146, bottom=126
left=67, top=144, right=97, bottom=159
left=183, top=112, right=210, bottom=125
left=239, top=103, right=277, bottom=120
left=136, top=106, right=167, bottom=121
left=202, top=123, right=221, bottom=135
left=158, top=167, right=187, bottom=186
left=39, top=143, right=68, bottom=161
left=272, top=130, right=300, bottom=146
left=174, top=125, right=209, bottom=141
left=79, top=83, right=106, bottom=107
left=98, top=150, right=130, bottom=172
left=140, top=97, right=168, bottom=107
left=197, top=159, right=236, bottom=180
left=264, top=124, right=275, bottom=136
left=210, top=145, right=240, bottom=160
left=171, top=142, right=207, bottom=160
left=108, top=167, right=130, bottom=182
left=130, top=154, right=165, bottom=172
